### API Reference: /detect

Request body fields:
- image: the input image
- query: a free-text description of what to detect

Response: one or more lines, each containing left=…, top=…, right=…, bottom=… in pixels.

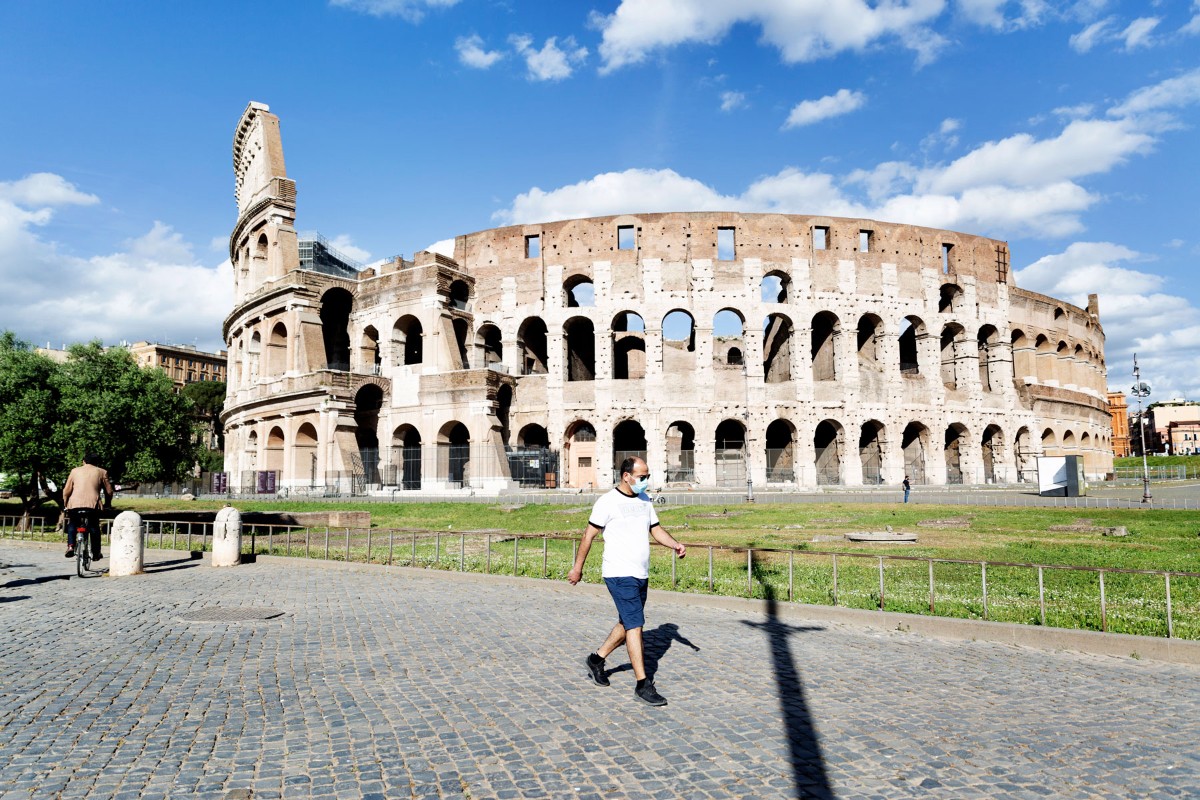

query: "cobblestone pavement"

left=1, top=542, right=1197, bottom=800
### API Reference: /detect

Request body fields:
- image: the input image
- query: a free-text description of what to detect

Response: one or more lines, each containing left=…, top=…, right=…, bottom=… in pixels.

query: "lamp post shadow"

left=742, top=554, right=835, bottom=800
left=608, top=622, right=700, bottom=682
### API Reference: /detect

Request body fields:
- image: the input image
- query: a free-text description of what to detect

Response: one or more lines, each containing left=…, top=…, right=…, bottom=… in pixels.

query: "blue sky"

left=1, top=0, right=1198, bottom=401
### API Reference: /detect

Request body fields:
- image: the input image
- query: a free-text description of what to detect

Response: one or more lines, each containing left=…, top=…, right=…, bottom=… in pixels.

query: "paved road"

left=1, top=542, right=1196, bottom=800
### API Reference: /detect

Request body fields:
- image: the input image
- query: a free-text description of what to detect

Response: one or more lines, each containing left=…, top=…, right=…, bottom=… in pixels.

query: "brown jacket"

left=63, top=464, right=113, bottom=510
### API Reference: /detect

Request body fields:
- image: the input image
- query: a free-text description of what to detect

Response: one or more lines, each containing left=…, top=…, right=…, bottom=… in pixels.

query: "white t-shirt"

left=589, top=487, right=660, bottom=579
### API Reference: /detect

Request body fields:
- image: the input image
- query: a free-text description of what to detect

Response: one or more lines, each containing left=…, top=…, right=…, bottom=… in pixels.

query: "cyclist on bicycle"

left=63, top=453, right=112, bottom=560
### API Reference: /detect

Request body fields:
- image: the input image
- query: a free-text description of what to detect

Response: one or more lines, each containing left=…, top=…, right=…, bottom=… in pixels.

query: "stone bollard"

left=212, top=506, right=242, bottom=567
left=109, top=511, right=144, bottom=577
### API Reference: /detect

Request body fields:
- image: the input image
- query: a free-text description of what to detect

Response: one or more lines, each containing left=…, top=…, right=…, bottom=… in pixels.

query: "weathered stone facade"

left=222, top=102, right=1112, bottom=493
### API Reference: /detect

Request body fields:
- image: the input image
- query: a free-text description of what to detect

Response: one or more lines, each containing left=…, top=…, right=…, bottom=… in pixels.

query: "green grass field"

left=4, top=497, right=1198, bottom=638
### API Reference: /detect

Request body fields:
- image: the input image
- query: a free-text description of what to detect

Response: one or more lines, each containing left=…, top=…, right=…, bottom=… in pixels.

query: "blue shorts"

left=604, top=576, right=648, bottom=630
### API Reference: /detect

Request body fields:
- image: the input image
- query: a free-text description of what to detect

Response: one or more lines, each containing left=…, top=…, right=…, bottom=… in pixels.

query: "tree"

left=0, top=333, right=199, bottom=519
left=181, top=380, right=226, bottom=473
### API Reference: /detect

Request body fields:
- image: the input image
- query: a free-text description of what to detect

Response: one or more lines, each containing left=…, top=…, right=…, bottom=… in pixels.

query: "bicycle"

left=66, top=508, right=101, bottom=577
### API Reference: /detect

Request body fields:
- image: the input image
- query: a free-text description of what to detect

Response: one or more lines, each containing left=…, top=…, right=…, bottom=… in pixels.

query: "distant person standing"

left=902, top=475, right=911, bottom=504
left=63, top=453, right=112, bottom=560
left=567, top=456, right=686, bottom=707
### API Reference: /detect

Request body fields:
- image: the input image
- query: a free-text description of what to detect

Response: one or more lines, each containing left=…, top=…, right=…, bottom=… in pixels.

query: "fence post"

left=708, top=546, right=713, bottom=592
left=832, top=554, right=839, bottom=607
left=305, top=527, right=311, bottom=559
left=1099, top=570, right=1107, bottom=632
left=435, top=532, right=440, bottom=567
left=411, top=532, right=417, bottom=566
left=324, top=527, right=330, bottom=560
left=268, top=526, right=273, bottom=556
left=671, top=548, right=677, bottom=588
left=788, top=551, right=794, bottom=602
left=1165, top=573, right=1173, bottom=638
left=344, top=528, right=350, bottom=562
left=543, top=537, right=548, bottom=578
left=1038, top=566, right=1046, bottom=626
left=286, top=527, right=291, bottom=557
left=514, top=536, right=519, bottom=576
left=981, top=562, right=988, bottom=621
left=367, top=529, right=372, bottom=564
left=460, top=533, right=465, bottom=572
left=388, top=530, right=394, bottom=566
left=486, top=534, right=491, bottom=574
left=212, top=507, right=241, bottom=568
left=746, top=548, right=752, bottom=597
left=929, top=560, right=935, bottom=613
left=878, top=557, right=885, bottom=610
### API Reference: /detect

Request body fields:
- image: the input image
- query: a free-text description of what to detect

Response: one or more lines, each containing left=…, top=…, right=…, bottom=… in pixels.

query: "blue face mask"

left=631, top=477, right=650, bottom=494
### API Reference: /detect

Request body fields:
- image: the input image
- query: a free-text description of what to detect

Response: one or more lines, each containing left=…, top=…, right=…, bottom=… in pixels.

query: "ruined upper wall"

left=233, top=102, right=289, bottom=216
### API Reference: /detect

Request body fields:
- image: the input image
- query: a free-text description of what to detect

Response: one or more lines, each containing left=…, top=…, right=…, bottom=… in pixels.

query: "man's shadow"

left=742, top=553, right=835, bottom=800
left=608, top=622, right=700, bottom=681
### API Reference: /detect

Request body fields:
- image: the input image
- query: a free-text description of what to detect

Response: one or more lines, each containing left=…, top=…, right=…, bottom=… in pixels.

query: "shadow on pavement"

left=609, top=622, right=701, bottom=681
left=143, top=555, right=204, bottom=574
left=0, top=595, right=32, bottom=603
left=2, top=573, right=71, bottom=590
left=742, top=553, right=835, bottom=800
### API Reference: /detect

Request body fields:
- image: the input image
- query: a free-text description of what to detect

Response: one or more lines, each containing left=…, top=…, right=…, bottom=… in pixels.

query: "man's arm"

left=650, top=523, right=686, bottom=558
left=567, top=523, right=603, bottom=585
left=100, top=470, right=114, bottom=509
left=62, top=471, right=75, bottom=506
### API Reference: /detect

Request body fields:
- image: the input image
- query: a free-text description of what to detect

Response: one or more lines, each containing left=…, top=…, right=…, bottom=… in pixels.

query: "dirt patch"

left=550, top=507, right=589, bottom=515
left=917, top=516, right=973, bottom=528
left=687, top=511, right=747, bottom=519
left=810, top=517, right=852, bottom=524
left=1048, top=519, right=1098, bottom=532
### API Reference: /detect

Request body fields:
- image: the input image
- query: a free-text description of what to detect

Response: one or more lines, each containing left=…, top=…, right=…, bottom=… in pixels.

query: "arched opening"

left=475, top=323, right=503, bottom=368
left=1062, top=429, right=1077, bottom=452
left=393, top=315, right=423, bottom=365
left=244, top=430, right=258, bottom=475
left=902, top=422, right=928, bottom=484
left=765, top=419, right=796, bottom=483
left=247, top=331, right=262, bottom=383
left=1014, top=427, right=1033, bottom=482
left=761, top=271, right=790, bottom=303
left=449, top=279, right=470, bottom=311
left=612, top=312, right=646, bottom=380
left=295, top=423, right=318, bottom=487
left=613, top=419, right=648, bottom=477
left=1072, top=343, right=1085, bottom=388
left=899, top=316, right=924, bottom=376
left=763, top=313, right=793, bottom=383
left=664, top=421, right=696, bottom=483
left=439, top=421, right=471, bottom=487
left=392, top=425, right=422, bottom=490
left=354, top=384, right=383, bottom=488
left=265, top=426, right=285, bottom=475
left=715, top=419, right=747, bottom=488
left=517, top=424, right=549, bottom=448
left=496, top=384, right=512, bottom=446
left=978, top=325, right=998, bottom=392
left=857, top=314, right=882, bottom=372
left=938, top=283, right=962, bottom=313
left=360, top=326, right=381, bottom=375
left=267, top=322, right=288, bottom=375
left=1011, top=329, right=1032, bottom=382
left=1035, top=334, right=1054, bottom=383
left=320, top=288, right=353, bottom=371
left=945, top=423, right=967, bottom=484
left=563, top=317, right=596, bottom=381
left=564, top=420, right=597, bottom=489
left=564, top=275, right=595, bottom=307
left=518, top=317, right=549, bottom=375
left=940, top=324, right=964, bottom=389
left=1041, top=427, right=1058, bottom=457
left=811, top=311, right=839, bottom=381
left=1080, top=431, right=1093, bottom=475
left=859, top=420, right=886, bottom=485
left=662, top=310, right=696, bottom=373
left=981, top=424, right=1003, bottom=483
left=814, top=420, right=843, bottom=485
left=713, top=309, right=745, bottom=370
left=452, top=318, right=470, bottom=369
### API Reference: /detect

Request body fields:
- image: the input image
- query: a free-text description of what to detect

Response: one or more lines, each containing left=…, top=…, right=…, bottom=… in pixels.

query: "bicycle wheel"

left=77, top=532, right=91, bottom=577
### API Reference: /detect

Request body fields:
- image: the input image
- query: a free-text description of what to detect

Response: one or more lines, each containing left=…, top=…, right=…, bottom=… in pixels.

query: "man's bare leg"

left=597, top=623, right=626, bottom=659
left=625, top=626, right=646, bottom=681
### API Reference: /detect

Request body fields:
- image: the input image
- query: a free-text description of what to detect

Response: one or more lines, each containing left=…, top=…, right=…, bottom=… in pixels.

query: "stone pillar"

left=213, top=506, right=242, bottom=567
left=109, top=511, right=144, bottom=577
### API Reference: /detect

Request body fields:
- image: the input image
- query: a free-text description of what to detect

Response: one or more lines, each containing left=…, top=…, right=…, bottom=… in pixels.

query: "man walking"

left=902, top=475, right=911, bottom=503
left=567, top=457, right=686, bottom=707
left=63, top=453, right=113, bottom=560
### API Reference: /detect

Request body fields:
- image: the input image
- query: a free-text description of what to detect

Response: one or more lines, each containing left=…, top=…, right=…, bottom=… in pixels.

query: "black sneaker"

left=92, top=553, right=103, bottom=560
left=64, top=550, right=74, bottom=558
left=635, top=681, right=668, bottom=707
left=585, top=654, right=610, bottom=687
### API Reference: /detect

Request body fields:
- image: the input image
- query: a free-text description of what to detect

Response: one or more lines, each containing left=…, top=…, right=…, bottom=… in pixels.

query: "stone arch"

left=1080, top=431, right=1093, bottom=474
left=1062, top=429, right=1077, bottom=451
left=360, top=325, right=380, bottom=375
left=564, top=419, right=597, bottom=489
left=899, top=316, right=925, bottom=376
left=393, top=315, right=423, bottom=365
left=977, top=325, right=999, bottom=392
left=1011, top=329, right=1033, bottom=381
left=765, top=419, right=796, bottom=483
left=901, top=422, right=928, bottom=484
left=763, top=313, right=794, bottom=383
left=448, top=279, right=470, bottom=310
left=1014, top=426, right=1033, bottom=482
left=1041, top=427, right=1058, bottom=456
left=517, top=423, right=549, bottom=448
left=662, top=310, right=696, bottom=374
left=761, top=270, right=790, bottom=303
left=814, top=420, right=844, bottom=485
left=665, top=420, right=696, bottom=483
left=613, top=419, right=648, bottom=476
left=713, top=308, right=745, bottom=369
left=564, top=274, right=594, bottom=307
left=859, top=420, right=886, bottom=485
left=320, top=287, right=353, bottom=371
left=944, top=423, right=968, bottom=484
left=981, top=424, right=1003, bottom=483
left=612, top=311, right=646, bottom=380
left=939, top=283, right=962, bottom=313
left=563, top=317, right=596, bottom=381
left=452, top=318, right=470, bottom=369
left=715, top=418, right=747, bottom=488
left=1072, top=343, right=1085, bottom=389
left=475, top=322, right=503, bottom=368
left=267, top=321, right=288, bottom=375
left=247, top=330, right=262, bottom=383
left=857, top=314, right=883, bottom=371
left=496, top=384, right=512, bottom=446
left=354, top=384, right=384, bottom=485
left=1035, top=334, right=1054, bottom=384
left=392, top=424, right=422, bottom=490
left=518, top=317, right=548, bottom=375
left=940, top=323, right=965, bottom=389
left=265, top=426, right=285, bottom=475
left=438, top=420, right=471, bottom=486
left=811, top=311, right=840, bottom=381
left=295, top=422, right=319, bottom=487
left=244, top=429, right=259, bottom=473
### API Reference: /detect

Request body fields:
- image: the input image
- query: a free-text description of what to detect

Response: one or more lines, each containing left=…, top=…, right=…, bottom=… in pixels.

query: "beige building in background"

left=221, top=102, right=1113, bottom=494
left=129, top=341, right=228, bottom=389
left=1107, top=391, right=1130, bottom=457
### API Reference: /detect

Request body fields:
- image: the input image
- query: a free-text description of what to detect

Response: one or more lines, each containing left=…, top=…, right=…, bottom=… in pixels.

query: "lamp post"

left=742, top=361, right=754, bottom=503
left=1132, top=354, right=1152, bottom=504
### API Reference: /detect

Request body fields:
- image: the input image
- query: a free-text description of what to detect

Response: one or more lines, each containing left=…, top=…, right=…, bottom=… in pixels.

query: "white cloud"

left=328, top=234, right=371, bottom=263
left=920, top=118, right=961, bottom=151
left=509, top=34, right=588, bottom=82
left=1016, top=242, right=1200, bottom=398
left=455, top=34, right=504, bottom=69
left=956, top=0, right=1047, bottom=30
left=1183, top=2, right=1200, bottom=35
left=1108, top=67, right=1200, bottom=117
left=1119, top=16, right=1160, bottom=49
left=592, top=0, right=948, bottom=74
left=0, top=176, right=230, bottom=352
left=424, top=238, right=456, bottom=257
left=1069, top=16, right=1114, bottom=52
left=720, top=91, right=747, bottom=112
left=783, top=89, right=866, bottom=128
left=328, top=0, right=459, bottom=22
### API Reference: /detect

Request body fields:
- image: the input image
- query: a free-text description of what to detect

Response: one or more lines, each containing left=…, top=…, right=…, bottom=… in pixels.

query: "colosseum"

left=221, top=102, right=1113, bottom=495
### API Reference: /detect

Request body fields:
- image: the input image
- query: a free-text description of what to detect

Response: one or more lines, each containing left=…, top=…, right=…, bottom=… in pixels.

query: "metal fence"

left=4, top=515, right=1195, bottom=640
